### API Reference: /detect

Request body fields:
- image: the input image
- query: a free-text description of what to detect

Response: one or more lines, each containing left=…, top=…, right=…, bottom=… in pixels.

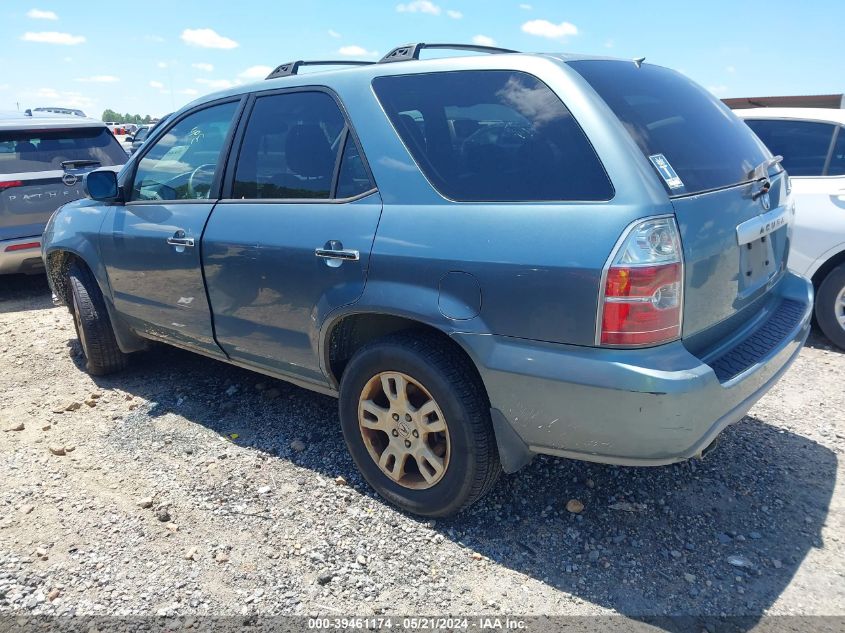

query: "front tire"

left=815, top=263, right=845, bottom=350
left=67, top=262, right=128, bottom=375
left=339, top=332, right=501, bottom=517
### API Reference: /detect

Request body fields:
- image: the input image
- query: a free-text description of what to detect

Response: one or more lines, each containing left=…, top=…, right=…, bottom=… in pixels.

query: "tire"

left=67, top=262, right=128, bottom=375
left=338, top=331, right=501, bottom=517
left=815, top=263, right=845, bottom=350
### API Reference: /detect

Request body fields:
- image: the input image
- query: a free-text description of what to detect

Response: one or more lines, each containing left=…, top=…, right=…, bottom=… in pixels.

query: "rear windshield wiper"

left=748, top=155, right=783, bottom=200
left=748, top=155, right=783, bottom=181
left=61, top=159, right=102, bottom=171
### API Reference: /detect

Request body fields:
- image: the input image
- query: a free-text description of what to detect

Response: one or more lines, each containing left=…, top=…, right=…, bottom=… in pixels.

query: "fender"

left=42, top=200, right=148, bottom=354
left=805, top=242, right=845, bottom=282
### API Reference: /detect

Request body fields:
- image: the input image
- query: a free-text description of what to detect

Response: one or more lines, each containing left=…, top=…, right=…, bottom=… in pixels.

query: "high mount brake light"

left=598, top=216, right=684, bottom=347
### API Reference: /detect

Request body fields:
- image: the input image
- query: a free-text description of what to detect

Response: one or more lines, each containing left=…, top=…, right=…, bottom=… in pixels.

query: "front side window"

left=0, top=127, right=126, bottom=175
left=233, top=91, right=372, bottom=200
left=372, top=70, right=613, bottom=202
left=131, top=101, right=238, bottom=201
left=744, top=119, right=836, bottom=177
left=570, top=60, right=774, bottom=196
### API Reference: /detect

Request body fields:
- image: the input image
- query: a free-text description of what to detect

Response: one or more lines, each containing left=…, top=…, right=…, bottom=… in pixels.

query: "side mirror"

left=85, top=169, right=120, bottom=202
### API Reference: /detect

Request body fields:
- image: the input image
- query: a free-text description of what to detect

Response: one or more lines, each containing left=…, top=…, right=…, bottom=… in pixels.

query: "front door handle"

left=166, top=230, right=194, bottom=252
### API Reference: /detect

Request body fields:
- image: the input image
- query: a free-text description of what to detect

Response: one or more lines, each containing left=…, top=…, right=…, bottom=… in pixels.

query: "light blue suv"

left=41, top=44, right=813, bottom=516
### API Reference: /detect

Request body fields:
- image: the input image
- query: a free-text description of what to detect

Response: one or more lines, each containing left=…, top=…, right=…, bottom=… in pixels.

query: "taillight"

left=4, top=241, right=40, bottom=252
left=0, top=180, right=23, bottom=191
left=598, top=216, right=684, bottom=347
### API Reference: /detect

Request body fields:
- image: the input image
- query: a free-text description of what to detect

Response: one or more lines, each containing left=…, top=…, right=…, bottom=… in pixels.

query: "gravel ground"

left=1, top=274, right=843, bottom=624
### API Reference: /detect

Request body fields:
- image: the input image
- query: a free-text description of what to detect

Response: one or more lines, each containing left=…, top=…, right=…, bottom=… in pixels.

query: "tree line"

left=101, top=109, right=156, bottom=124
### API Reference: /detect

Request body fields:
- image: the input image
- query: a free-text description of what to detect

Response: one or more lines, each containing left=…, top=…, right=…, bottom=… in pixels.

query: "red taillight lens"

left=0, top=180, right=23, bottom=190
left=4, top=241, right=41, bottom=252
left=601, top=264, right=682, bottom=345
left=598, top=217, right=683, bottom=347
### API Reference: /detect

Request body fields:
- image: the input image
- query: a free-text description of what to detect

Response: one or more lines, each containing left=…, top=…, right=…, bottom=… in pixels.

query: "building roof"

left=724, top=94, right=844, bottom=110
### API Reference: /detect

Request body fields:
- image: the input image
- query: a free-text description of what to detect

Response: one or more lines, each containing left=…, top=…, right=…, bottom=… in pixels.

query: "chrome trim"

left=315, top=248, right=360, bottom=261
left=735, top=205, right=791, bottom=246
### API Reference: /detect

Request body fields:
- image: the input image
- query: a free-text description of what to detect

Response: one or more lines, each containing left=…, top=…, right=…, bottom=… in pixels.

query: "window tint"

left=570, top=60, right=772, bottom=196
left=744, top=119, right=835, bottom=177
left=233, top=91, right=363, bottom=200
left=829, top=128, right=845, bottom=176
left=372, top=70, right=613, bottom=202
left=0, top=127, right=126, bottom=175
left=131, top=101, right=238, bottom=201
left=335, top=135, right=373, bottom=198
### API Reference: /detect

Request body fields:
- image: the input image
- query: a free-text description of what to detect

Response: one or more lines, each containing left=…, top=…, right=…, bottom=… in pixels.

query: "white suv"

left=737, top=108, right=845, bottom=348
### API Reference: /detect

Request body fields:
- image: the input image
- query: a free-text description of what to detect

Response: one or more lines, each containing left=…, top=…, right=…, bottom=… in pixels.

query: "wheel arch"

left=810, top=247, right=845, bottom=289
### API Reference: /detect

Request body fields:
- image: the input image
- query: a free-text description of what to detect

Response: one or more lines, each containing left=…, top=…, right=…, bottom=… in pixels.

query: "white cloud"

left=149, top=80, right=165, bottom=89
left=27, top=87, right=95, bottom=110
left=180, top=28, right=238, bottom=50
left=519, top=3, right=532, bottom=8
left=521, top=19, right=578, bottom=40
left=192, top=62, right=214, bottom=72
left=144, top=35, right=165, bottom=43
left=157, top=61, right=169, bottom=68
left=328, top=29, right=341, bottom=38
left=0, top=84, right=9, bottom=91
left=472, top=34, right=496, bottom=46
left=195, top=78, right=237, bottom=90
left=338, top=45, right=378, bottom=57
left=179, top=88, right=199, bottom=96
left=604, top=39, right=614, bottom=48
left=27, top=9, right=58, bottom=20
left=446, top=9, right=462, bottom=18
left=396, top=0, right=441, bottom=15
left=21, top=31, right=86, bottom=45
left=726, top=65, right=736, bottom=74
left=708, top=84, right=728, bottom=96
left=239, top=65, right=273, bottom=80
left=76, top=75, right=120, bottom=83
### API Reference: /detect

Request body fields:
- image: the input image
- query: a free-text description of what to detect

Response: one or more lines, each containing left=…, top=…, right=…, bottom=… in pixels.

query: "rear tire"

left=67, top=262, right=128, bottom=375
left=815, top=264, right=845, bottom=350
left=338, top=331, right=501, bottom=517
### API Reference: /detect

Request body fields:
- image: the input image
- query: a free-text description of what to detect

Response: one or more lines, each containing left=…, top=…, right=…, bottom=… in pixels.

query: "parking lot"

left=0, top=273, right=843, bottom=623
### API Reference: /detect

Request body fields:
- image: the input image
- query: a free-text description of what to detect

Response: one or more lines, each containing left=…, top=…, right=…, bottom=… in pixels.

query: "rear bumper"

left=455, top=271, right=813, bottom=467
left=0, top=236, right=45, bottom=275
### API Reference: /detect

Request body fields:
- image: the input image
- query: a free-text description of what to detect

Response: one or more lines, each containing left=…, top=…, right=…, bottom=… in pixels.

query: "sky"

left=0, top=0, right=842, bottom=119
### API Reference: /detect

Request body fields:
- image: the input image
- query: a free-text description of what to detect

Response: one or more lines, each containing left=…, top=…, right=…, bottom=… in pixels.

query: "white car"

left=737, top=108, right=845, bottom=348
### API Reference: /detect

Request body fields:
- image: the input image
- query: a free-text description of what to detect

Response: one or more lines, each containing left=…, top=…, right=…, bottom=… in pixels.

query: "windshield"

left=569, top=60, right=773, bottom=196
left=0, top=127, right=126, bottom=175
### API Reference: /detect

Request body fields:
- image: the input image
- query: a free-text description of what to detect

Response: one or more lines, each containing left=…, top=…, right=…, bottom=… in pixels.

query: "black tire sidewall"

left=815, top=264, right=845, bottom=349
left=339, top=343, right=484, bottom=517
left=68, top=271, right=94, bottom=364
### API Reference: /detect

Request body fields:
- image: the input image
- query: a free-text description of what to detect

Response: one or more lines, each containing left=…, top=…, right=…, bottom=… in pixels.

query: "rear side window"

left=372, top=70, right=613, bottom=202
left=233, top=91, right=373, bottom=200
left=829, top=128, right=845, bottom=176
left=569, top=60, right=772, bottom=196
left=744, top=119, right=836, bottom=177
left=0, top=127, right=126, bottom=175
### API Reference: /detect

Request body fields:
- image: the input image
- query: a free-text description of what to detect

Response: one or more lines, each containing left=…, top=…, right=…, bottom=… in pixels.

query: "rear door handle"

left=315, top=248, right=359, bottom=261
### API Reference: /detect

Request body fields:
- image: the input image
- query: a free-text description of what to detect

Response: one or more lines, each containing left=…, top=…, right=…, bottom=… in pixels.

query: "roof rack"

left=265, top=60, right=375, bottom=80
left=379, top=42, right=519, bottom=64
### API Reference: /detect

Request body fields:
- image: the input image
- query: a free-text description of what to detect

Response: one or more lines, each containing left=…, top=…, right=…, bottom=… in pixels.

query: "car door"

left=100, top=99, right=242, bottom=355
left=202, top=89, right=382, bottom=384
left=744, top=118, right=845, bottom=276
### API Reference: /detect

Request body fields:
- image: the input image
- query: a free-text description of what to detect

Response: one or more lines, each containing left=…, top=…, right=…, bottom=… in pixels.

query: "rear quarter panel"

left=327, top=56, right=672, bottom=345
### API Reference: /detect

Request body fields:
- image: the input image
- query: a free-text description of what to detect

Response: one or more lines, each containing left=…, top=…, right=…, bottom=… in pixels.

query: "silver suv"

left=0, top=112, right=126, bottom=274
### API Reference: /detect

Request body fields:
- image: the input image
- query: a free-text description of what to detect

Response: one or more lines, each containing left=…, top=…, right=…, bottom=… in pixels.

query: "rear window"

left=372, top=70, right=614, bottom=202
left=569, top=60, right=772, bottom=196
left=0, top=127, right=126, bottom=175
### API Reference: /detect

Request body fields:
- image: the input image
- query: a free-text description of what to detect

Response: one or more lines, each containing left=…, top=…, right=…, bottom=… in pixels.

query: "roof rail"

left=265, top=60, right=375, bottom=80
left=379, top=42, right=519, bottom=64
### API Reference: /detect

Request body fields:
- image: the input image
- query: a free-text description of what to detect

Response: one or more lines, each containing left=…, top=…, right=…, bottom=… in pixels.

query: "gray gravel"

left=1, top=274, right=844, bottom=620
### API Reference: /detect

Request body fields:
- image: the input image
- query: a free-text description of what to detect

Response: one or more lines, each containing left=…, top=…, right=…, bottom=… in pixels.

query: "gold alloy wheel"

left=357, top=371, right=450, bottom=490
